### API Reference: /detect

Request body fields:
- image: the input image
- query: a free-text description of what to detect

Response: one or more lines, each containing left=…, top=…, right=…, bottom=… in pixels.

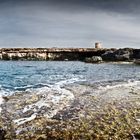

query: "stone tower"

left=95, top=42, right=102, bottom=49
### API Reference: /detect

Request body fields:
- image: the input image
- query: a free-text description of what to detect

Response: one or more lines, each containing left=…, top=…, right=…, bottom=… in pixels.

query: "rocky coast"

left=0, top=48, right=139, bottom=62
left=0, top=48, right=140, bottom=139
left=0, top=82, right=140, bottom=139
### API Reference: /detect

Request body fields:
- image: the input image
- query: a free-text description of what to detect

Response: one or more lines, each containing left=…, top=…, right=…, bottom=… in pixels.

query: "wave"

left=14, top=83, right=52, bottom=91
left=0, top=77, right=84, bottom=95
left=97, top=79, right=140, bottom=92
left=13, top=79, right=78, bottom=125
left=1, top=77, right=140, bottom=125
left=54, top=77, right=85, bottom=87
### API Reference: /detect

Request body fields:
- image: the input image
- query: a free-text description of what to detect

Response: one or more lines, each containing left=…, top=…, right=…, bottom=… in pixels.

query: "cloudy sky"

left=0, top=0, right=140, bottom=48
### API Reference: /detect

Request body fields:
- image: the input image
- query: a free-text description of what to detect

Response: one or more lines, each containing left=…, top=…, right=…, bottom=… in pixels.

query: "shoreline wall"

left=0, top=48, right=139, bottom=61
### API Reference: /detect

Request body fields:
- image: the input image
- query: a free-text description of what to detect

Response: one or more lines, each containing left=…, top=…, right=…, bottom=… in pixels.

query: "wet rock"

left=2, top=96, right=9, bottom=102
left=52, top=106, right=81, bottom=120
left=0, top=84, right=140, bottom=139
left=133, top=49, right=140, bottom=59
left=2, top=53, right=10, bottom=60
left=85, top=56, right=102, bottom=63
left=101, top=51, right=116, bottom=61
left=22, top=110, right=35, bottom=118
left=102, top=49, right=133, bottom=61
left=115, top=49, right=132, bottom=61
left=131, top=133, right=140, bottom=140
left=0, top=128, right=6, bottom=140
left=134, top=59, right=140, bottom=65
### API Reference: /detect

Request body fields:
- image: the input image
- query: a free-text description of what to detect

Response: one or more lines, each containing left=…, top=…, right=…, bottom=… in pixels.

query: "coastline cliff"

left=0, top=48, right=139, bottom=62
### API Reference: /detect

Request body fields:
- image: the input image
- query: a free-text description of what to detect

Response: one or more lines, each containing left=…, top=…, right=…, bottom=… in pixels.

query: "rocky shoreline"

left=0, top=48, right=139, bottom=62
left=0, top=83, right=140, bottom=139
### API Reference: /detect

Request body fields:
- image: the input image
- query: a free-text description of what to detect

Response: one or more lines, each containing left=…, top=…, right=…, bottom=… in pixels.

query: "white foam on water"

left=14, top=78, right=77, bottom=125
left=0, top=88, right=13, bottom=113
left=54, top=77, right=85, bottom=87
left=111, top=62, right=134, bottom=64
left=0, top=95, right=4, bottom=113
left=98, top=80, right=140, bottom=92
left=0, top=88, right=14, bottom=96
left=0, top=88, right=15, bottom=113
left=14, top=85, right=33, bottom=90
left=22, top=86, right=74, bottom=116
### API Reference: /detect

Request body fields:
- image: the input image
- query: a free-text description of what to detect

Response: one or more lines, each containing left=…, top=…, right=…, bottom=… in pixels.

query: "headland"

left=0, top=47, right=139, bottom=63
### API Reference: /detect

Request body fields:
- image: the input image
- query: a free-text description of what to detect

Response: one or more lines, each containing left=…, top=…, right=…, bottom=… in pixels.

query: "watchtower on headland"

left=95, top=42, right=102, bottom=49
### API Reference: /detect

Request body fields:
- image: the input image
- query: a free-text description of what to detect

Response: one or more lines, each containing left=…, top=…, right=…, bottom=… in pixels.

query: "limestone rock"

left=85, top=56, right=102, bottom=63
left=0, top=48, right=139, bottom=61
left=2, top=53, right=10, bottom=60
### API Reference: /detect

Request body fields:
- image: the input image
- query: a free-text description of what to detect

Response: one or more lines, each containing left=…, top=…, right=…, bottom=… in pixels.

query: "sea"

left=0, top=61, right=140, bottom=96
left=0, top=61, right=140, bottom=126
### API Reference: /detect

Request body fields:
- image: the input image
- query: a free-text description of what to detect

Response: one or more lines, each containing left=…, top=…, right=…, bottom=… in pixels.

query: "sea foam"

left=0, top=95, right=4, bottom=113
left=13, top=78, right=78, bottom=125
left=98, top=80, right=140, bottom=91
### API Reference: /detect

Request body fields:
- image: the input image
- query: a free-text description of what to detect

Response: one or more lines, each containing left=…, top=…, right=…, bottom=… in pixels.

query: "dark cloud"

left=0, top=0, right=140, bottom=13
left=0, top=0, right=139, bottom=48
left=47, top=0, right=137, bottom=9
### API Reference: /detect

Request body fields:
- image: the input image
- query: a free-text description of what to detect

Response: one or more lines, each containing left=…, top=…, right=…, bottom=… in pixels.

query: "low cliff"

left=0, top=48, right=139, bottom=61
left=0, top=48, right=111, bottom=61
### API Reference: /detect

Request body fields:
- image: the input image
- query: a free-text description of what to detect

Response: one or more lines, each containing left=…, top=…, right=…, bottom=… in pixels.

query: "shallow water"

left=0, top=61, right=140, bottom=140
left=0, top=61, right=140, bottom=95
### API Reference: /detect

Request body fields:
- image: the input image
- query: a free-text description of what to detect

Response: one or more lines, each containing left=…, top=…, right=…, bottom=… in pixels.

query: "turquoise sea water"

left=0, top=61, right=140, bottom=95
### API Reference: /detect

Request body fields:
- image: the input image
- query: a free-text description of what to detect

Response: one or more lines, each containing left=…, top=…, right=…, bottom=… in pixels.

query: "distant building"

left=95, top=42, right=102, bottom=49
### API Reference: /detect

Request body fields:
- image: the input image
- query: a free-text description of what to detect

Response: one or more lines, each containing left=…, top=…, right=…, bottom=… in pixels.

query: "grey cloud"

left=0, top=0, right=139, bottom=48
left=0, top=0, right=140, bottom=14
left=38, top=0, right=140, bottom=14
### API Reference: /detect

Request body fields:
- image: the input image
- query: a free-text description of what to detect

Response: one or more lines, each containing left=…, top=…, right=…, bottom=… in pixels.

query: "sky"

left=0, top=0, right=140, bottom=48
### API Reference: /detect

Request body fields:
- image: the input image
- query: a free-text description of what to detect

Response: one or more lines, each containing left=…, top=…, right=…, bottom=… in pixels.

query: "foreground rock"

left=0, top=83, right=140, bottom=139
